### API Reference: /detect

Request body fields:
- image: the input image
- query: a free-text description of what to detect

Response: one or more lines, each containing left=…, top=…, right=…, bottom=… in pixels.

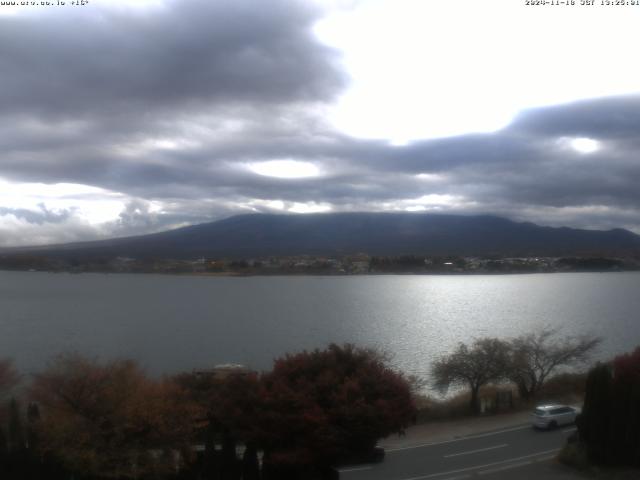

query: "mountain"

left=6, top=213, right=640, bottom=259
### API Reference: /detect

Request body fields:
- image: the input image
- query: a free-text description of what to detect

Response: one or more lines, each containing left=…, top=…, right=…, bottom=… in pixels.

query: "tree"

left=508, top=328, right=601, bottom=400
left=29, top=354, right=196, bottom=479
left=259, top=344, right=415, bottom=472
left=241, top=443, right=260, bottom=480
left=432, top=338, right=510, bottom=413
left=0, top=359, right=20, bottom=477
left=609, top=346, right=640, bottom=466
left=578, top=363, right=612, bottom=464
left=577, top=346, right=640, bottom=467
left=26, top=402, right=40, bottom=451
left=7, top=398, right=25, bottom=454
left=0, top=358, right=19, bottom=398
left=174, top=368, right=263, bottom=479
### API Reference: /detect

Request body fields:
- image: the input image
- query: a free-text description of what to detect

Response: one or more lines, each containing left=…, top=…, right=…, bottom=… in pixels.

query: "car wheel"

left=548, top=421, right=558, bottom=430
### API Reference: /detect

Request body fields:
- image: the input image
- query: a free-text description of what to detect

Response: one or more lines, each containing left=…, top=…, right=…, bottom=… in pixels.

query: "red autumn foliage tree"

left=612, top=346, right=640, bottom=383
left=259, top=344, right=416, bottom=468
left=174, top=369, right=263, bottom=479
left=175, top=369, right=263, bottom=444
left=29, top=354, right=197, bottom=479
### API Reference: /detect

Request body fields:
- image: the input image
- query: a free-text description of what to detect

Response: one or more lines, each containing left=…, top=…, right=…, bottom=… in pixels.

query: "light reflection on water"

left=1, top=271, right=638, bottom=384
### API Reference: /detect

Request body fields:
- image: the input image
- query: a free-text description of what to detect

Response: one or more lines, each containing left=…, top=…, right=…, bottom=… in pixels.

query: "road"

left=339, top=424, right=582, bottom=480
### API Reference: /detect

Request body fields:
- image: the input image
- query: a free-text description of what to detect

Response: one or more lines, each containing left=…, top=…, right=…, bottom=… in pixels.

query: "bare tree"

left=507, top=328, right=601, bottom=401
left=432, top=338, right=510, bottom=413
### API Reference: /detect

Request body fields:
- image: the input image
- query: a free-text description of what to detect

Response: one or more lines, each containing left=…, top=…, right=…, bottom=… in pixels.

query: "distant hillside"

left=7, top=213, right=640, bottom=259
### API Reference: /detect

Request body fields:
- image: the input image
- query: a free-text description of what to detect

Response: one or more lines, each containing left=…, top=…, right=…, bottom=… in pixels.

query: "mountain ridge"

left=4, top=212, right=640, bottom=259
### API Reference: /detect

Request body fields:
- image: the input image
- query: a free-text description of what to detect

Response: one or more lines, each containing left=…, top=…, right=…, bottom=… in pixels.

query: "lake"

left=1, top=271, right=639, bottom=380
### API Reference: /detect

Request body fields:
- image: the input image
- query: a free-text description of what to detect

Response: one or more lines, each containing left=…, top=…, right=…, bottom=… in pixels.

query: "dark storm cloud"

left=0, top=0, right=346, bottom=191
left=1, top=0, right=640, bottom=244
left=0, top=0, right=344, bottom=117
left=509, top=95, right=640, bottom=139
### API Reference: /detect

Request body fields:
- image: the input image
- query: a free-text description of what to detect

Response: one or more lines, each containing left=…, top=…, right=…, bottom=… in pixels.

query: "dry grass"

left=414, top=372, right=587, bottom=423
left=414, top=384, right=508, bottom=422
left=536, top=372, right=587, bottom=406
left=414, top=391, right=471, bottom=422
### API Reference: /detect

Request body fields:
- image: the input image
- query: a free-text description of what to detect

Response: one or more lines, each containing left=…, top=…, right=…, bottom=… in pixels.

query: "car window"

left=534, top=408, right=547, bottom=416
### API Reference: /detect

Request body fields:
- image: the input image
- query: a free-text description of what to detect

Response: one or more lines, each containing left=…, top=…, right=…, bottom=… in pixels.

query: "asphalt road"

left=339, top=423, right=581, bottom=480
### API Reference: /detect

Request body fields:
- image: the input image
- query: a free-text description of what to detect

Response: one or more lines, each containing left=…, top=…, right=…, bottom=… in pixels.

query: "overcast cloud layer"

left=0, top=0, right=639, bottom=246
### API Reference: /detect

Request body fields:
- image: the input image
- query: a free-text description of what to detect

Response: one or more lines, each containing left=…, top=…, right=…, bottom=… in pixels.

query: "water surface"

left=1, top=271, right=638, bottom=379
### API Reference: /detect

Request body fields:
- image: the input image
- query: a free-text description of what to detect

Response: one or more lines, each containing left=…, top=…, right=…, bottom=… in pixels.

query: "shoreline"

left=1, top=268, right=638, bottom=277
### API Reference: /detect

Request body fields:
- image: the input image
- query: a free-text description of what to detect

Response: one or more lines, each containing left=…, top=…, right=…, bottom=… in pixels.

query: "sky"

left=1, top=0, right=640, bottom=246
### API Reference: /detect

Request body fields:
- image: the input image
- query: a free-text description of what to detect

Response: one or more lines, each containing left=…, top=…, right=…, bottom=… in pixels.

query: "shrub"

left=577, top=346, right=640, bottom=467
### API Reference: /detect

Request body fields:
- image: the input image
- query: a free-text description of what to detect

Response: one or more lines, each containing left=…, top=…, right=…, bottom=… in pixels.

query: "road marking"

left=478, top=460, right=531, bottom=475
left=386, top=425, right=530, bottom=452
left=479, top=453, right=558, bottom=474
left=444, top=443, right=508, bottom=458
left=396, top=448, right=560, bottom=480
left=439, top=475, right=471, bottom=480
left=562, top=427, right=577, bottom=433
left=337, top=466, right=372, bottom=473
left=534, top=454, right=557, bottom=462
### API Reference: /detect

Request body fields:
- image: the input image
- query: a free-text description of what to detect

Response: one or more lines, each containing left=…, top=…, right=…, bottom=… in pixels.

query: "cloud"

left=0, top=209, right=101, bottom=247
left=0, top=0, right=344, bottom=117
left=0, top=205, right=73, bottom=225
left=0, top=1, right=640, bottom=246
left=509, top=95, right=640, bottom=140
